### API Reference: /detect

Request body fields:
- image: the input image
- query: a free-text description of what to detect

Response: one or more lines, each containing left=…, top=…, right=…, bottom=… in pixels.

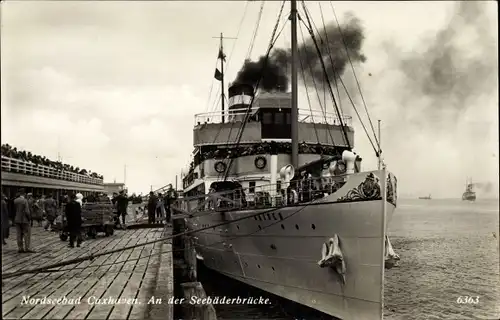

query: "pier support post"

left=183, top=235, right=197, bottom=282
left=180, top=282, right=217, bottom=320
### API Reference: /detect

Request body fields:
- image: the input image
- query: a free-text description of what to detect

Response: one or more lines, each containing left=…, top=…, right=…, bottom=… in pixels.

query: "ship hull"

left=462, top=192, right=476, bottom=201
left=177, top=170, right=397, bottom=320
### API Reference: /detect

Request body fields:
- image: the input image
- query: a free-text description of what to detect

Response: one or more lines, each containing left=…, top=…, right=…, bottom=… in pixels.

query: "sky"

left=1, top=1, right=498, bottom=198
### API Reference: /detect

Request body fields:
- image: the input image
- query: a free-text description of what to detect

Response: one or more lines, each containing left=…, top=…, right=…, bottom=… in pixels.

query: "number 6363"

left=456, top=296, right=479, bottom=304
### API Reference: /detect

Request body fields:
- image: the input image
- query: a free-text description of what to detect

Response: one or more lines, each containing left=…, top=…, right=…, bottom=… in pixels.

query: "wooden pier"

left=2, top=220, right=173, bottom=320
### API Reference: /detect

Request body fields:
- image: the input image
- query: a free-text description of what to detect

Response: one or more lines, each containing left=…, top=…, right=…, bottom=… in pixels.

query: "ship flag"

left=214, top=68, right=223, bottom=81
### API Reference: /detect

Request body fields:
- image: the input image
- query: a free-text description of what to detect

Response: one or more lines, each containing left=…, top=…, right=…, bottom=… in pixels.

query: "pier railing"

left=194, top=108, right=352, bottom=126
left=1, top=156, right=104, bottom=185
left=174, top=176, right=346, bottom=214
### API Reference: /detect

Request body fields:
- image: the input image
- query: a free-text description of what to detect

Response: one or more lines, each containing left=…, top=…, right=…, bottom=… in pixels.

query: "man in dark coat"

left=14, top=188, right=35, bottom=253
left=2, top=192, right=10, bottom=245
left=65, top=192, right=82, bottom=248
left=44, top=193, right=58, bottom=231
left=116, top=190, right=129, bottom=227
left=147, top=191, right=158, bottom=224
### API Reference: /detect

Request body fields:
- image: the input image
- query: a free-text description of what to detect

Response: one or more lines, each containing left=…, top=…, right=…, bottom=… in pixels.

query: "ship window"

left=272, top=266, right=275, bottom=271
left=275, top=113, right=284, bottom=125
left=295, top=224, right=299, bottom=230
left=311, top=224, right=316, bottom=230
left=263, top=112, right=273, bottom=124
left=281, top=224, right=285, bottom=230
left=236, top=225, right=240, bottom=230
left=257, top=264, right=261, bottom=268
left=249, top=182, right=256, bottom=193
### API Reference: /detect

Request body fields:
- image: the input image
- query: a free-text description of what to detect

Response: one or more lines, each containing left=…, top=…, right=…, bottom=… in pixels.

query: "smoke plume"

left=233, top=12, right=366, bottom=92
left=393, top=1, right=497, bottom=124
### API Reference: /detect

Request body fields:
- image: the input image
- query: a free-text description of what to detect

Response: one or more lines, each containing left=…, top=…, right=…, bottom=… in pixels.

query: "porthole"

left=236, top=225, right=240, bottom=230
left=270, top=244, right=277, bottom=250
left=214, top=161, right=227, bottom=173
left=281, top=224, right=285, bottom=230
left=257, top=264, right=261, bottom=268
left=311, top=224, right=316, bottom=230
left=272, top=266, right=275, bottom=271
left=255, top=156, right=267, bottom=169
left=295, top=224, right=299, bottom=230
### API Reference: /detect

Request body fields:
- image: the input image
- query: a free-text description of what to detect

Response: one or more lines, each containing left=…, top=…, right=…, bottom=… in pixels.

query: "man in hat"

left=65, top=192, right=82, bottom=248
left=14, top=188, right=35, bottom=253
left=147, top=191, right=157, bottom=224
left=116, top=190, right=129, bottom=227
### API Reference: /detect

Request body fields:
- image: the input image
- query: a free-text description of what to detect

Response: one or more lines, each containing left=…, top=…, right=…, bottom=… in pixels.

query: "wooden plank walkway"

left=2, top=222, right=172, bottom=320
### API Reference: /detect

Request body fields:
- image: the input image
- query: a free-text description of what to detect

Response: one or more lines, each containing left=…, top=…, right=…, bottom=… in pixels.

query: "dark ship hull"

left=462, top=192, right=476, bottom=201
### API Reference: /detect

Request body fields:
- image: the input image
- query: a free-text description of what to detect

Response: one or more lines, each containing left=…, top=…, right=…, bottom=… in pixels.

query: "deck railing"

left=194, top=108, right=352, bottom=126
left=1, top=156, right=104, bottom=185
left=174, top=176, right=346, bottom=214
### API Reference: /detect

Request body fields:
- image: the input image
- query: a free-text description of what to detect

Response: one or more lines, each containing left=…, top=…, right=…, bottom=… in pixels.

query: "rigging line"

left=2, top=201, right=286, bottom=279
left=298, top=44, right=321, bottom=145
left=298, top=22, right=334, bottom=148
left=298, top=9, right=350, bottom=150
left=225, top=1, right=250, bottom=73
left=336, top=70, right=378, bottom=154
left=297, top=18, right=338, bottom=148
left=222, top=2, right=288, bottom=181
left=329, top=1, right=380, bottom=152
left=317, top=2, right=345, bottom=116
left=246, top=0, right=266, bottom=60
left=204, top=52, right=221, bottom=113
left=18, top=201, right=311, bottom=276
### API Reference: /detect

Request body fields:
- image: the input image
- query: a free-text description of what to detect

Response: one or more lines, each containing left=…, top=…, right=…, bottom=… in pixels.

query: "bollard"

left=180, top=282, right=217, bottom=320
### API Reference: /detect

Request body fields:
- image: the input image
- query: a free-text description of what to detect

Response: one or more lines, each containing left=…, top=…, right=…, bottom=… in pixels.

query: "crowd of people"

left=1, top=144, right=104, bottom=180
left=146, top=190, right=176, bottom=225
left=1, top=189, right=60, bottom=251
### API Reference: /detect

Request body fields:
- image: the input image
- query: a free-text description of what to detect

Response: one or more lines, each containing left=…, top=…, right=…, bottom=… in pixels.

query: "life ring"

left=289, top=189, right=298, bottom=204
left=214, top=161, right=226, bottom=173
left=254, top=156, right=267, bottom=169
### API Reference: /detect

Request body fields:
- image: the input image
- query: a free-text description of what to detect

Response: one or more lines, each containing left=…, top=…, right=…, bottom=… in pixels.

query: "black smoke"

left=395, top=1, right=497, bottom=121
left=233, top=12, right=366, bottom=92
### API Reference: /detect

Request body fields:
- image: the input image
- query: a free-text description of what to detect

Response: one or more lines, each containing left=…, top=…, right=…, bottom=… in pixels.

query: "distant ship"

left=462, top=178, right=476, bottom=201
left=419, top=194, right=431, bottom=200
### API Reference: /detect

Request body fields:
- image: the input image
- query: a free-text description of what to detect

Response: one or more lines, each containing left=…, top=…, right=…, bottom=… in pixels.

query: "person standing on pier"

left=116, top=190, right=129, bottom=227
left=156, top=193, right=165, bottom=223
left=14, top=188, right=35, bottom=253
left=2, top=192, right=10, bottom=245
left=65, top=192, right=82, bottom=248
left=31, top=195, right=44, bottom=227
left=44, top=193, right=58, bottom=231
left=147, top=191, right=158, bottom=224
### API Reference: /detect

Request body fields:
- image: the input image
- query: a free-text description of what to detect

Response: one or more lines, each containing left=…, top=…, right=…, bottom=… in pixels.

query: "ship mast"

left=219, top=33, right=226, bottom=124
left=290, top=0, right=299, bottom=168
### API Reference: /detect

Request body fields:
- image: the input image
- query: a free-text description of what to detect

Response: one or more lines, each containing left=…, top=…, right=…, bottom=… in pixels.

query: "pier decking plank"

left=2, top=225, right=170, bottom=320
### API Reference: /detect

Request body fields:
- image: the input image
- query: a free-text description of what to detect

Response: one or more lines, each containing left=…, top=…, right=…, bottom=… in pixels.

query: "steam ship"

left=462, top=178, right=476, bottom=201
left=419, top=194, right=432, bottom=200
left=173, top=2, right=399, bottom=319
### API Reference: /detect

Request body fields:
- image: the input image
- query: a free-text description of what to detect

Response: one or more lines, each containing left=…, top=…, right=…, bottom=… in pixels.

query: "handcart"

left=57, top=200, right=115, bottom=241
